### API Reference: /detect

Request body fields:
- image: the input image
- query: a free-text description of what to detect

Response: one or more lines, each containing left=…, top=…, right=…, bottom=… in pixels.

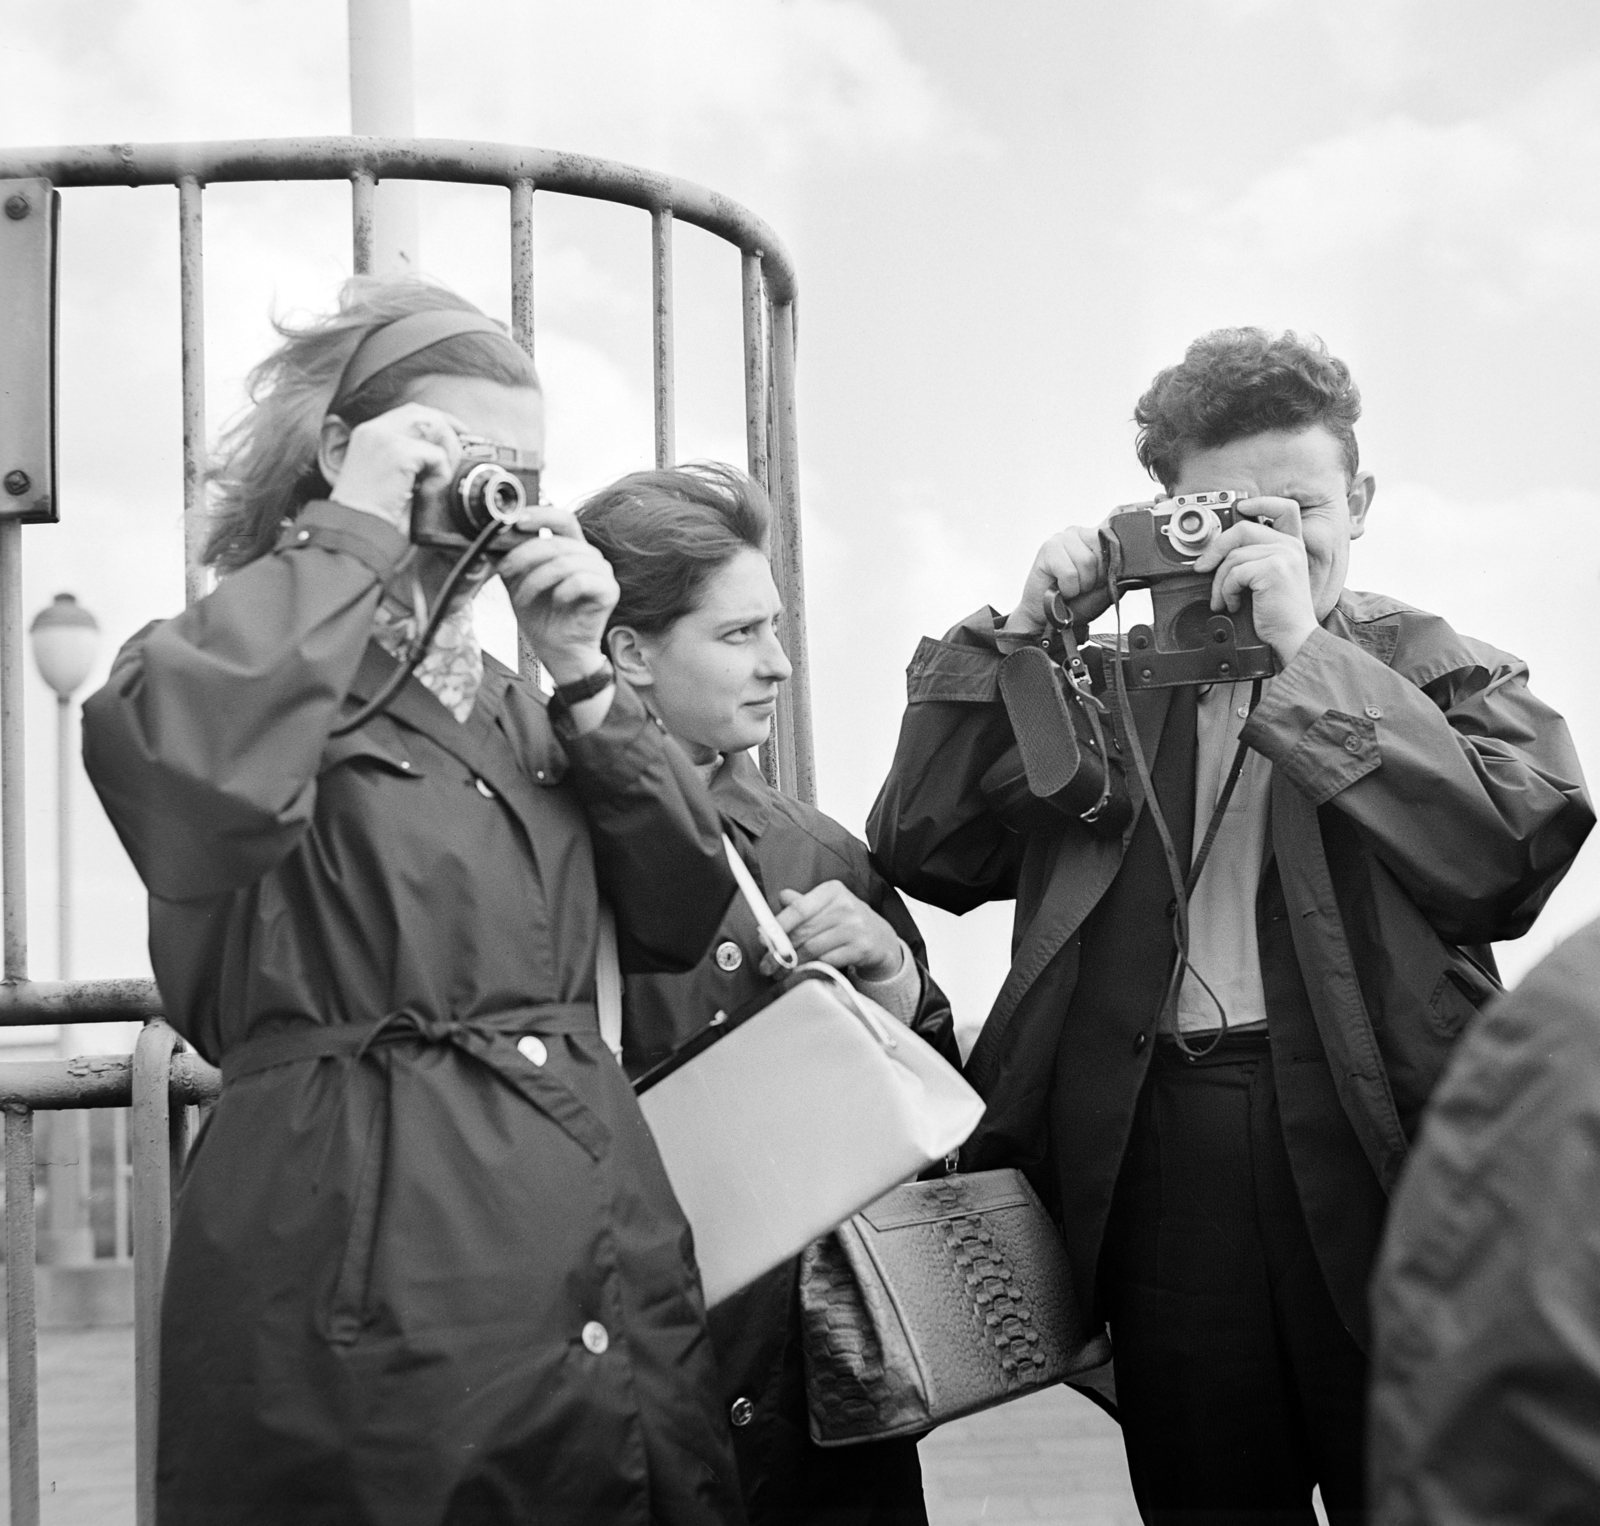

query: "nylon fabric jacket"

left=82, top=500, right=747, bottom=1526
left=866, top=590, right=1591, bottom=1348
left=621, top=750, right=955, bottom=1523
left=1368, top=914, right=1600, bottom=1523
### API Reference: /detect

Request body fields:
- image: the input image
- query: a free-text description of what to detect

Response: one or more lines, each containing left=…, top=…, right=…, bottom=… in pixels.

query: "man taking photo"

left=868, top=329, right=1593, bottom=1523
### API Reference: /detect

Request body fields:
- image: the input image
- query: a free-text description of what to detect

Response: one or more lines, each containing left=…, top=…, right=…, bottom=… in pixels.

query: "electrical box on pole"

left=0, top=179, right=59, bottom=524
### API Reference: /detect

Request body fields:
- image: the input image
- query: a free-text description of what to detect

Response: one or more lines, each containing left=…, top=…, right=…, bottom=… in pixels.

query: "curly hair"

left=1134, top=328, right=1361, bottom=491
left=576, top=463, right=770, bottom=636
left=204, top=277, right=538, bottom=573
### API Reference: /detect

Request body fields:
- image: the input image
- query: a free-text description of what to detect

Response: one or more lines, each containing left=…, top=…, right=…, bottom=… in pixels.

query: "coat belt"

left=219, top=1004, right=612, bottom=1160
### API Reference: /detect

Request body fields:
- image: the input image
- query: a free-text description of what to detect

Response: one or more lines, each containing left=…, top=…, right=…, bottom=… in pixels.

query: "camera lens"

left=455, top=464, right=527, bottom=531
left=1166, top=505, right=1220, bottom=553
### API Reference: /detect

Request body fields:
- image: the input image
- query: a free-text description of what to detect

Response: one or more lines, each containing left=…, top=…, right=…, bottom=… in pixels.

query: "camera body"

left=410, top=436, right=544, bottom=555
left=1101, top=491, right=1277, bottom=688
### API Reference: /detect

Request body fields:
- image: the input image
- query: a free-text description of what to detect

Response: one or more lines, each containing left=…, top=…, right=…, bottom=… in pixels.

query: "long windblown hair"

left=204, top=277, right=538, bottom=573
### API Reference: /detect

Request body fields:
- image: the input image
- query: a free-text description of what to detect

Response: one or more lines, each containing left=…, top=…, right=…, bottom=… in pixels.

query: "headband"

left=335, top=309, right=519, bottom=402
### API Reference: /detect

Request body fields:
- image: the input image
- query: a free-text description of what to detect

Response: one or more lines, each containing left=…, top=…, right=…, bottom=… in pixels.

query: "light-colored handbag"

left=599, top=836, right=985, bottom=1308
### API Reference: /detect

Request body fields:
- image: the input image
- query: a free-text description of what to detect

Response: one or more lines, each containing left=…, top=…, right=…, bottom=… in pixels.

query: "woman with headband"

left=83, top=278, right=746, bottom=1525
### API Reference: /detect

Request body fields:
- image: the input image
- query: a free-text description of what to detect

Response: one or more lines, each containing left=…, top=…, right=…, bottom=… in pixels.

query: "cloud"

left=1145, top=54, right=1600, bottom=320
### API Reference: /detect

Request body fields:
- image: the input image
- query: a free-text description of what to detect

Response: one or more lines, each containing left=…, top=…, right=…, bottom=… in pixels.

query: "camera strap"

left=1104, top=549, right=1262, bottom=1060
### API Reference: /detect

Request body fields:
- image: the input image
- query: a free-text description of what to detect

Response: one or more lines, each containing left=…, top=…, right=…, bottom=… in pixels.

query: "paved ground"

left=0, top=1328, right=1139, bottom=1524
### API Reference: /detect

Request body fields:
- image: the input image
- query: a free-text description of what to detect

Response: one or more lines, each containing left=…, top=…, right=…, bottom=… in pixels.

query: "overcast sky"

left=3, top=0, right=1598, bottom=1048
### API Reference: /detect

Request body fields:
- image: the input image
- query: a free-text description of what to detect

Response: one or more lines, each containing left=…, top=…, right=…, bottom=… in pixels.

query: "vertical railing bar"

left=510, top=176, right=544, bottom=685
left=768, top=299, right=815, bottom=805
left=0, top=518, right=25, bottom=982
left=743, top=252, right=780, bottom=787
left=651, top=207, right=675, bottom=469
left=113, top=1106, right=130, bottom=1261
left=351, top=169, right=377, bottom=276
left=131, top=1021, right=178, bottom=1526
left=5, top=1107, right=39, bottom=1526
left=740, top=250, right=768, bottom=489
left=177, top=178, right=208, bottom=609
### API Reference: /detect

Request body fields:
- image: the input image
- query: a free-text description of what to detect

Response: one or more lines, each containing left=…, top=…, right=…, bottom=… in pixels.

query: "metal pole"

left=0, top=521, right=25, bottom=982
left=5, top=1107, right=38, bottom=1526
left=178, top=177, right=208, bottom=608
left=511, top=176, right=543, bottom=684
left=652, top=208, right=675, bottom=468
left=347, top=0, right=420, bottom=273
left=768, top=300, right=815, bottom=805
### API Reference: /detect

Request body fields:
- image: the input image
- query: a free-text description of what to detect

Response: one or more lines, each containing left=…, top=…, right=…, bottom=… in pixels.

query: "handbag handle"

left=723, top=833, right=798, bottom=971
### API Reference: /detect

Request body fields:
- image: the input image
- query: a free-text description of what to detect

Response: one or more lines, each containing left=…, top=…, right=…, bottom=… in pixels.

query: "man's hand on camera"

left=1004, top=527, right=1112, bottom=637
left=500, top=507, right=620, bottom=729
left=1192, top=496, right=1318, bottom=667
left=327, top=403, right=464, bottom=533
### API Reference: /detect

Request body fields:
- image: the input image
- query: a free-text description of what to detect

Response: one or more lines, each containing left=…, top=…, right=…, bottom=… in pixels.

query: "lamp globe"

left=29, top=594, right=100, bottom=699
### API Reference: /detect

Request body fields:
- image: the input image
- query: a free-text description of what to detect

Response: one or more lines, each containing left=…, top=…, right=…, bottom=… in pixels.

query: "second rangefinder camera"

left=411, top=436, right=544, bottom=555
left=1100, top=490, right=1277, bottom=688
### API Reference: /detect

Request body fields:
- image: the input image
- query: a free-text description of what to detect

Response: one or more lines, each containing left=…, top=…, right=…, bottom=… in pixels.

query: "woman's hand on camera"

left=499, top=507, right=620, bottom=689
left=1004, top=526, right=1112, bottom=637
left=773, top=882, right=904, bottom=982
left=326, top=403, right=464, bottom=533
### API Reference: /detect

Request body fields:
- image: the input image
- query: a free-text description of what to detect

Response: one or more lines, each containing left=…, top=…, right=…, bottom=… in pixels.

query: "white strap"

left=595, top=900, right=624, bottom=1064
left=723, top=833, right=797, bottom=971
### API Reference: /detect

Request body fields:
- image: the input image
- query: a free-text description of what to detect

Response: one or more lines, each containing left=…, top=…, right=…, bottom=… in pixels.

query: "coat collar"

left=344, top=643, right=558, bottom=850
left=709, top=749, right=775, bottom=839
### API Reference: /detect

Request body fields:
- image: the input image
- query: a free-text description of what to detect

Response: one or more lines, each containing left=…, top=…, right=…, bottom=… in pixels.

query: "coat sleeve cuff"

left=1241, top=626, right=1389, bottom=806
left=280, top=500, right=411, bottom=580
left=906, top=608, right=1007, bottom=703
left=552, top=676, right=666, bottom=781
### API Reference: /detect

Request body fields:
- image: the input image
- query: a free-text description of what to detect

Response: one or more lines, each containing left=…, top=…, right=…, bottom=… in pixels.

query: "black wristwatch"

left=546, top=659, right=616, bottom=726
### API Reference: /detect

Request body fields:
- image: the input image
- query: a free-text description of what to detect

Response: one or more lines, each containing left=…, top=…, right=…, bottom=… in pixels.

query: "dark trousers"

left=1099, top=1034, right=1368, bottom=1526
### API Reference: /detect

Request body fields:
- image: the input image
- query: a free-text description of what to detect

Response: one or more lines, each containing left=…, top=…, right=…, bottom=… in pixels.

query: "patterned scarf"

left=371, top=575, right=484, bottom=724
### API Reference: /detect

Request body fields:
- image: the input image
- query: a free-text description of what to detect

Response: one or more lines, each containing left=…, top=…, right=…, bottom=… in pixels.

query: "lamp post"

left=29, top=592, right=99, bottom=1265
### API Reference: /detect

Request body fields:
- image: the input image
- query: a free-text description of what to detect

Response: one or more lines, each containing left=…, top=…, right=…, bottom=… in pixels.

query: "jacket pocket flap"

left=318, top=732, right=423, bottom=778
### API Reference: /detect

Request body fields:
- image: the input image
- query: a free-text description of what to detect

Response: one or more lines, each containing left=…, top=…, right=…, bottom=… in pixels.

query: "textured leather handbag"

left=628, top=837, right=986, bottom=1307
left=800, top=1168, right=1111, bottom=1445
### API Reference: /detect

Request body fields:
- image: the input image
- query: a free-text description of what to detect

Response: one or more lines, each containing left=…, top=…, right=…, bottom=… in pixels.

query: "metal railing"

left=0, top=137, right=811, bottom=1525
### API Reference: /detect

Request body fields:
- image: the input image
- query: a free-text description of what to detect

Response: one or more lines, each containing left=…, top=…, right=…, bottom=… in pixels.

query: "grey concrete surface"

left=0, top=1328, right=1139, bottom=1524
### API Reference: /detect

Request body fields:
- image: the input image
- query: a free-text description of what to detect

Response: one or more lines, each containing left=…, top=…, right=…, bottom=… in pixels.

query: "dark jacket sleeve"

left=82, top=502, right=409, bottom=902
left=557, top=688, right=735, bottom=975
left=1243, top=624, right=1593, bottom=943
left=866, top=608, right=1028, bottom=914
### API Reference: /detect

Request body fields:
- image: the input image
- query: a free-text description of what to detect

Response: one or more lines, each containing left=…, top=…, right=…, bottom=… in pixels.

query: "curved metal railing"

left=0, top=136, right=813, bottom=1526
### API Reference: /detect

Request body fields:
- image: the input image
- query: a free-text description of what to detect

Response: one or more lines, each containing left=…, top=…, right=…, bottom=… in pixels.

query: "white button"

left=398, top=760, right=411, bottom=771
left=581, top=1320, right=609, bottom=1355
left=535, top=770, right=546, bottom=781
left=710, top=1009, right=728, bottom=1026
left=475, top=778, right=495, bottom=799
left=715, top=941, right=743, bottom=972
left=296, top=529, right=311, bottom=543
left=1235, top=705, right=1249, bottom=719
left=730, top=1396, right=755, bottom=1427
left=517, top=1035, right=547, bottom=1067
left=1365, top=706, right=1382, bottom=719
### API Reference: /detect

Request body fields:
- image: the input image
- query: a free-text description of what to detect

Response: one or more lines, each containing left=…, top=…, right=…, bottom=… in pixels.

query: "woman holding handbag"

left=578, top=462, right=958, bottom=1525
left=82, top=278, right=746, bottom=1525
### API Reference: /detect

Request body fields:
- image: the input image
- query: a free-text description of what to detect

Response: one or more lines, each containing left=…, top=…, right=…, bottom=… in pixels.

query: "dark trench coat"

left=82, top=501, right=747, bottom=1526
left=621, top=751, right=957, bottom=1524
left=867, top=591, right=1593, bottom=1350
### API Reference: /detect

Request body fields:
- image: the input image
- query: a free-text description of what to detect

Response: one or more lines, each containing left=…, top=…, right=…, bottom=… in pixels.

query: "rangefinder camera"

left=410, top=435, right=544, bottom=555
left=1100, top=490, right=1277, bottom=689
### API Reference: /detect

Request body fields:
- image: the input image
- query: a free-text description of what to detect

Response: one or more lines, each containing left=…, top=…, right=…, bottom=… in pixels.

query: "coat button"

left=296, top=529, right=311, bottom=543
left=517, top=1035, right=547, bottom=1067
left=730, top=1397, right=755, bottom=1428
left=1364, top=705, right=1382, bottom=719
left=1132, top=1031, right=1148, bottom=1054
left=475, top=777, right=496, bottom=798
left=581, top=1321, right=609, bottom=1355
left=715, top=941, right=743, bottom=972
left=1343, top=734, right=1362, bottom=753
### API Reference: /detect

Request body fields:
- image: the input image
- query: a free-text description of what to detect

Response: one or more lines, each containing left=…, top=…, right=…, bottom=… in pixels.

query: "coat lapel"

left=966, top=684, right=1172, bottom=1094
left=343, top=644, right=561, bottom=855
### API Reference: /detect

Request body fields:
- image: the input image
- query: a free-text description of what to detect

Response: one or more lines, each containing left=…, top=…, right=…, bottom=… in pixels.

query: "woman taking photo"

left=83, top=279, right=745, bottom=1525
left=579, top=464, right=957, bottom=1526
